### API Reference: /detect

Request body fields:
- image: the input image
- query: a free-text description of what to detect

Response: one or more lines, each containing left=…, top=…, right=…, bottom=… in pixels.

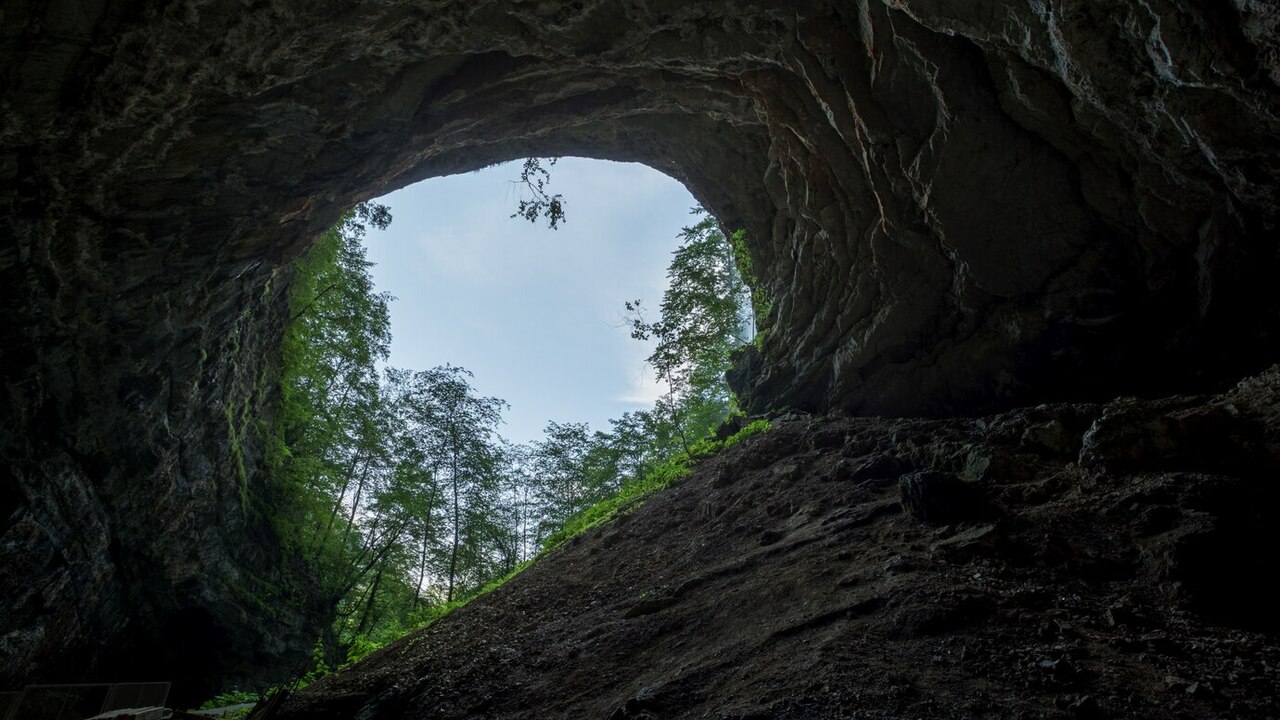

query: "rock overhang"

left=2, top=0, right=1278, bottom=699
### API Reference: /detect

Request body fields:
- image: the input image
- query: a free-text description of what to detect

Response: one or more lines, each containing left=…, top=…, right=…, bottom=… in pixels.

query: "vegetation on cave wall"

left=262, top=200, right=763, bottom=679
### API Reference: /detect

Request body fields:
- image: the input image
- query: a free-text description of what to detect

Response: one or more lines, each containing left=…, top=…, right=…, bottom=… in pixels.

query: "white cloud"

left=615, top=365, right=667, bottom=406
left=368, top=157, right=697, bottom=443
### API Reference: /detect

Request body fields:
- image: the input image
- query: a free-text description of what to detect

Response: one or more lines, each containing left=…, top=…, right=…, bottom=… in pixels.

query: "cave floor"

left=275, top=368, right=1280, bottom=720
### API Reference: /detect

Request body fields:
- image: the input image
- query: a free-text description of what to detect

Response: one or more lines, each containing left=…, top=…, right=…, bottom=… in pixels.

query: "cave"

left=2, top=0, right=1278, bottom=712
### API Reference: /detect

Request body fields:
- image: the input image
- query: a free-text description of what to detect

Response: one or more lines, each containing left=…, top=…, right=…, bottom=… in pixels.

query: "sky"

left=365, top=157, right=698, bottom=445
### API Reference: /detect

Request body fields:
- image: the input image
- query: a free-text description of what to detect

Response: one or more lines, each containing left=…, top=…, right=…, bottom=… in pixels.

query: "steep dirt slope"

left=275, top=369, right=1280, bottom=720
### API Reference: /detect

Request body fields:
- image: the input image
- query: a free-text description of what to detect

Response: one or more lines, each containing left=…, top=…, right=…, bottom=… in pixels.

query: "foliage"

left=725, top=418, right=772, bottom=445
left=527, top=421, right=619, bottom=545
left=391, top=365, right=509, bottom=603
left=368, top=418, right=772, bottom=665
left=625, top=207, right=756, bottom=451
left=204, top=707, right=252, bottom=720
left=540, top=417, right=771, bottom=552
left=539, top=452, right=690, bottom=553
left=751, top=327, right=770, bottom=351
left=272, top=202, right=407, bottom=666
left=729, top=228, right=771, bottom=324
left=257, top=199, right=764, bottom=689
left=198, top=689, right=259, bottom=710
left=509, top=157, right=565, bottom=230
left=270, top=203, right=537, bottom=670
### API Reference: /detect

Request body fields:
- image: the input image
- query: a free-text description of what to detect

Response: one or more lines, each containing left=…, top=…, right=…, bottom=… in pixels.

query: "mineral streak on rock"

left=2, top=0, right=1278, bottom=698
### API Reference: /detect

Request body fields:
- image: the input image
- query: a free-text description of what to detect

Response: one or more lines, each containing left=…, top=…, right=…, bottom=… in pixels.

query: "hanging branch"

left=509, top=157, right=566, bottom=230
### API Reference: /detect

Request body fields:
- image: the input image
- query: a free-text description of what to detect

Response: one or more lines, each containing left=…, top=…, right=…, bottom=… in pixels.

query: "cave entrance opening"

left=364, top=156, right=700, bottom=446
left=286, top=155, right=762, bottom=670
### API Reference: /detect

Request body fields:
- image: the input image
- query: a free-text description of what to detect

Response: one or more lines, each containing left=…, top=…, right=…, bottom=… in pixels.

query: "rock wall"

left=2, top=0, right=1278, bottom=698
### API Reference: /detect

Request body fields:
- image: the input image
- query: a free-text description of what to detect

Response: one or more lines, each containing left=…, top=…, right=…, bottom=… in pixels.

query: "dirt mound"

left=275, top=369, right=1280, bottom=719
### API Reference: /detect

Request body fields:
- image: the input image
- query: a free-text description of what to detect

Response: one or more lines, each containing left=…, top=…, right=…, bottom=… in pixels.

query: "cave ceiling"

left=1, top=0, right=1278, bottom=696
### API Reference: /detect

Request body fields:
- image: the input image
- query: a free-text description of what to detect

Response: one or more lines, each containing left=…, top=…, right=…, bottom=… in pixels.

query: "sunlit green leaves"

left=624, top=207, right=755, bottom=450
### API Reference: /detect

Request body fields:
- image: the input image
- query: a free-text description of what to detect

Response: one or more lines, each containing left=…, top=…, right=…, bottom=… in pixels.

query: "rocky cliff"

left=2, top=0, right=1278, bottom=702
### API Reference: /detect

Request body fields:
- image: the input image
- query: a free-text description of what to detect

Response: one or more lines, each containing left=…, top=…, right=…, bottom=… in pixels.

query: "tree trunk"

left=354, top=562, right=385, bottom=638
left=412, top=483, right=438, bottom=611
left=315, top=448, right=366, bottom=552
left=447, top=426, right=461, bottom=603
left=446, top=481, right=460, bottom=603
left=337, top=454, right=374, bottom=566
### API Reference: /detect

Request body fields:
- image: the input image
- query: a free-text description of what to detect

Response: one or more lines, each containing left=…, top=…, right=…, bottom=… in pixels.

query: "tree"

left=497, top=442, right=540, bottom=566
left=265, top=199, right=761, bottom=674
left=275, top=204, right=550, bottom=667
left=378, top=373, right=448, bottom=613
left=509, top=157, right=566, bottom=229
left=625, top=207, right=754, bottom=449
left=527, top=421, right=620, bottom=542
left=608, top=409, right=678, bottom=480
left=274, top=201, right=418, bottom=664
left=277, top=201, right=394, bottom=564
left=397, top=365, right=508, bottom=602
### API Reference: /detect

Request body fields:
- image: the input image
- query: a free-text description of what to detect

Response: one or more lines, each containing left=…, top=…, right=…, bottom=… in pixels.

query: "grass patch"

left=197, top=688, right=258, bottom=717
left=389, top=558, right=536, bottom=659
left=542, top=417, right=771, bottom=553
left=387, top=419, right=772, bottom=661
left=539, top=452, right=689, bottom=552
left=199, top=689, right=259, bottom=709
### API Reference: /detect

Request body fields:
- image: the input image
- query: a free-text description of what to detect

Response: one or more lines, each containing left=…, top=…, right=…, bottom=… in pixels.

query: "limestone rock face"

left=2, top=0, right=1278, bottom=697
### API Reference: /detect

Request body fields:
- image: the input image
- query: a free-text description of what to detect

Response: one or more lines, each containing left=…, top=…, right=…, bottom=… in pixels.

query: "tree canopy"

left=626, top=208, right=756, bottom=450
left=263, top=200, right=759, bottom=678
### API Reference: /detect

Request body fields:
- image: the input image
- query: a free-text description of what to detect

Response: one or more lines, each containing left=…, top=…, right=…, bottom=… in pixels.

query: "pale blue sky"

left=366, top=158, right=697, bottom=445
